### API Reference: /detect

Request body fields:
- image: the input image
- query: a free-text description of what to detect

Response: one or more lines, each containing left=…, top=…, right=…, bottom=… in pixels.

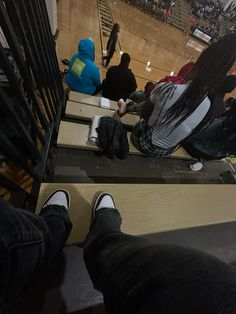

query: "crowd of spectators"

left=123, top=0, right=236, bottom=42
left=186, top=0, right=225, bottom=41
left=191, top=20, right=220, bottom=40
left=224, top=2, right=236, bottom=22
left=189, top=0, right=223, bottom=23
left=121, top=0, right=176, bottom=22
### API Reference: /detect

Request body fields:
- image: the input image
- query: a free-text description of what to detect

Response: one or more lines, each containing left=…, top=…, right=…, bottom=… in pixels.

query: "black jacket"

left=106, top=30, right=118, bottom=56
left=97, top=117, right=129, bottom=159
left=102, top=64, right=137, bottom=101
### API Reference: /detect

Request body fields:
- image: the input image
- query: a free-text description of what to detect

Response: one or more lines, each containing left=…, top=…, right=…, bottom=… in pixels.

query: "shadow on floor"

left=15, top=245, right=104, bottom=314
left=16, top=252, right=68, bottom=314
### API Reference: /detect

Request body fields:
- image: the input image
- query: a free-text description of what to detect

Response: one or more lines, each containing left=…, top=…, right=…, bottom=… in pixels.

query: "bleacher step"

left=57, top=121, right=194, bottom=159
left=36, top=183, right=236, bottom=244
left=65, top=100, right=139, bottom=127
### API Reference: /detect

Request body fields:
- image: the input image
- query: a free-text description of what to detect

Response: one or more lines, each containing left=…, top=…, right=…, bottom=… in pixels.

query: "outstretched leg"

left=0, top=190, right=72, bottom=313
left=84, top=192, right=236, bottom=314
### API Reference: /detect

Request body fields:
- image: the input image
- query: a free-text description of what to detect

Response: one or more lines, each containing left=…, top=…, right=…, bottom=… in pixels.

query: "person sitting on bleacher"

left=129, top=81, right=154, bottom=103
left=146, top=61, right=195, bottom=95
left=66, top=38, right=101, bottom=95
left=183, top=97, right=236, bottom=160
left=117, top=34, right=236, bottom=156
left=2, top=190, right=236, bottom=314
left=102, top=52, right=137, bottom=101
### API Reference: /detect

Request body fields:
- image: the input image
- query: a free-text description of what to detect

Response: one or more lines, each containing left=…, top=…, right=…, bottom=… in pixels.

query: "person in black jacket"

left=102, top=52, right=137, bottom=101
left=102, top=23, right=120, bottom=67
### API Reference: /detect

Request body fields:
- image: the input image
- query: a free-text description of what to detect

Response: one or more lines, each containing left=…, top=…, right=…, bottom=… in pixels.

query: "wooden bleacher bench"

left=227, top=157, right=236, bottom=165
left=69, top=91, right=118, bottom=110
left=37, top=183, right=236, bottom=244
left=64, top=94, right=194, bottom=159
left=62, top=96, right=233, bottom=165
left=65, top=100, right=139, bottom=127
left=57, top=121, right=194, bottom=159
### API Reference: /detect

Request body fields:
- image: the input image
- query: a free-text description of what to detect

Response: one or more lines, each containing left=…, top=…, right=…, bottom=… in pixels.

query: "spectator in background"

left=183, top=97, right=236, bottom=160
left=158, top=62, right=195, bottom=84
left=102, top=52, right=137, bottom=101
left=66, top=38, right=101, bottom=95
left=147, top=62, right=195, bottom=95
left=162, top=6, right=173, bottom=23
left=129, top=82, right=154, bottom=103
left=188, top=0, right=223, bottom=41
left=182, top=76, right=236, bottom=161
left=102, top=23, right=120, bottom=68
left=184, top=15, right=197, bottom=34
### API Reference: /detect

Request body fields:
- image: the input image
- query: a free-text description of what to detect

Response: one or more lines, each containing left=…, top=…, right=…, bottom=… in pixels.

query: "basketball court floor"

left=57, top=0, right=203, bottom=89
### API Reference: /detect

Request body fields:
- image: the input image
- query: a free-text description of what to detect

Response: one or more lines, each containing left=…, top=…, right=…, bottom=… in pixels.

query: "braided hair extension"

left=160, top=33, right=236, bottom=132
left=148, top=82, right=177, bottom=127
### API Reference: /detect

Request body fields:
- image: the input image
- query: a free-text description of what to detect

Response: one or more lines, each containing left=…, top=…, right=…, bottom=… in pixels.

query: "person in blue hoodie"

left=66, top=38, right=101, bottom=95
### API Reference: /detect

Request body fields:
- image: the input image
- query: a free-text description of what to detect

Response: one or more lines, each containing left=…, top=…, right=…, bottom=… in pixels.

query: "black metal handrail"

left=0, top=0, right=65, bottom=210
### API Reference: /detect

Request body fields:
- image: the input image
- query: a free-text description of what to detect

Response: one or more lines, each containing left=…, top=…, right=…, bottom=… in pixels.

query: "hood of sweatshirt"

left=78, top=38, right=95, bottom=61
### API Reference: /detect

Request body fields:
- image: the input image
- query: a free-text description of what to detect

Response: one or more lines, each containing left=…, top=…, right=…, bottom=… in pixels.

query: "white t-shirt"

left=149, top=83, right=211, bottom=149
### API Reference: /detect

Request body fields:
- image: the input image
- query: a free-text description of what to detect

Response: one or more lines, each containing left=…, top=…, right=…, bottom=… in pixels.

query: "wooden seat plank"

left=65, top=100, right=139, bottom=127
left=37, top=183, right=236, bottom=244
left=57, top=121, right=141, bottom=154
left=57, top=121, right=194, bottom=159
left=69, top=91, right=118, bottom=110
left=227, top=157, right=236, bottom=165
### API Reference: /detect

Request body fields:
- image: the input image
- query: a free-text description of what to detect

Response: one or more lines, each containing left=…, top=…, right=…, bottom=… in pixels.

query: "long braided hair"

left=160, top=33, right=236, bottom=132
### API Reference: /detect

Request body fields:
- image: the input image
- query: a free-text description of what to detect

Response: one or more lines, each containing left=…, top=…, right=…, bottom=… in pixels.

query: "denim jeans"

left=84, top=208, right=236, bottom=314
left=0, top=198, right=72, bottom=314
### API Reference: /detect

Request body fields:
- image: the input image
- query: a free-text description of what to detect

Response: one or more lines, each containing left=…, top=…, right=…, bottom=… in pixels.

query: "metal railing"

left=0, top=0, right=65, bottom=210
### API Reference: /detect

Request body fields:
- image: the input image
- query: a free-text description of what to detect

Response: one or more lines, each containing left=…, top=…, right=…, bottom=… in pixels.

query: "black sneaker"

left=92, top=192, right=115, bottom=221
left=42, top=190, right=70, bottom=211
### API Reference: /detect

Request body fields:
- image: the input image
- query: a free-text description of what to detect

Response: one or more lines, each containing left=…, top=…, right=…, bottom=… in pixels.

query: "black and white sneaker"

left=42, top=189, right=70, bottom=211
left=92, top=192, right=115, bottom=220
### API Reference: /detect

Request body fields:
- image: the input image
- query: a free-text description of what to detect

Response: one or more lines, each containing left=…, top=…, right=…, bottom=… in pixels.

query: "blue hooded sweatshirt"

left=66, top=38, right=101, bottom=95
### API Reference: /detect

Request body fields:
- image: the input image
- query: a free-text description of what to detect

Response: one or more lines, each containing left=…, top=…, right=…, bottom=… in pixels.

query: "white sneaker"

left=189, top=162, right=203, bottom=171
left=42, top=190, right=70, bottom=211
left=92, top=192, right=115, bottom=220
left=118, top=99, right=127, bottom=117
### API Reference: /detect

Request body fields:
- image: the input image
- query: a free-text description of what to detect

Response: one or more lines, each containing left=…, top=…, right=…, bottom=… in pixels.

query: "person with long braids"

left=118, top=34, right=236, bottom=156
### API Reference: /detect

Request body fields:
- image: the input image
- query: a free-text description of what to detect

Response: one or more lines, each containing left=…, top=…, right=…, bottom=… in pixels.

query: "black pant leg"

left=84, top=208, right=236, bottom=314
left=0, top=199, right=72, bottom=313
left=39, top=204, right=72, bottom=257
